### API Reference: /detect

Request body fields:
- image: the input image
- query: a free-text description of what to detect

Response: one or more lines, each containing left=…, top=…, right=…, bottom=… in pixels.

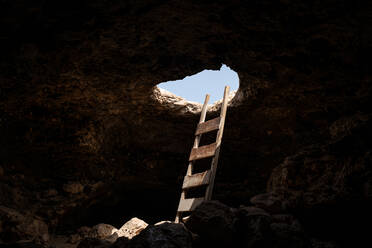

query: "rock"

left=43, top=189, right=58, bottom=197
left=49, top=234, right=75, bottom=248
left=270, top=223, right=310, bottom=248
left=69, top=219, right=146, bottom=245
left=272, top=214, right=295, bottom=224
left=70, top=224, right=118, bottom=244
left=237, top=206, right=271, bottom=217
left=69, top=233, right=81, bottom=244
left=272, top=214, right=303, bottom=231
left=116, top=217, right=148, bottom=239
left=235, top=206, right=273, bottom=247
left=65, top=224, right=118, bottom=245
left=267, top=114, right=372, bottom=210
left=310, top=238, right=339, bottom=248
left=63, top=182, right=85, bottom=194
left=77, top=238, right=112, bottom=248
left=250, top=193, right=288, bottom=214
left=77, top=226, right=93, bottom=237
left=92, top=224, right=118, bottom=240
left=153, top=88, right=202, bottom=114
left=185, top=201, right=236, bottom=245
left=329, top=113, right=370, bottom=139
left=0, top=241, right=45, bottom=247
left=110, top=237, right=130, bottom=248
left=0, top=206, right=49, bottom=244
left=112, top=222, right=192, bottom=248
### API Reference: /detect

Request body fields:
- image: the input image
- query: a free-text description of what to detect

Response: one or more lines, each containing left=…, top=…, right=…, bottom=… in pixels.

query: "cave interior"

left=0, top=0, right=371, bottom=247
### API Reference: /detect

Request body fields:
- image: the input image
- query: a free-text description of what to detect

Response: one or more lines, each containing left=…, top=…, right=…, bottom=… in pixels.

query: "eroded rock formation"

left=1, top=0, right=371, bottom=247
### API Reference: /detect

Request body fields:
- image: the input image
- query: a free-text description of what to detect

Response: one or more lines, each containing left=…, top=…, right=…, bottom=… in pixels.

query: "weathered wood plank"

left=177, top=197, right=204, bottom=212
left=189, top=143, right=217, bottom=161
left=195, top=117, right=221, bottom=135
left=182, top=170, right=210, bottom=189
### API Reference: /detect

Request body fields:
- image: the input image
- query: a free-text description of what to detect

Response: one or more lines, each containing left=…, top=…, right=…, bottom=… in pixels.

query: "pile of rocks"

left=76, top=220, right=191, bottom=248
left=72, top=194, right=338, bottom=248
left=185, top=195, right=338, bottom=248
left=1, top=194, right=339, bottom=248
left=0, top=206, right=49, bottom=245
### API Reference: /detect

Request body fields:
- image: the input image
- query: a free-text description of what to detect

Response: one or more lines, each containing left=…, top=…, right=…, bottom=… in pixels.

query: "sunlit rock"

left=116, top=217, right=148, bottom=240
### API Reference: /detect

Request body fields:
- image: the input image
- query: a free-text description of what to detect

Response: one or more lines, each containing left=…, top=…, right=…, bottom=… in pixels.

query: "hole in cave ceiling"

left=157, top=64, right=239, bottom=104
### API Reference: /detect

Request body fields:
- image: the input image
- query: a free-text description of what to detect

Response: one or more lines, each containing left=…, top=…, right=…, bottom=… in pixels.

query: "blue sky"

left=157, top=64, right=239, bottom=103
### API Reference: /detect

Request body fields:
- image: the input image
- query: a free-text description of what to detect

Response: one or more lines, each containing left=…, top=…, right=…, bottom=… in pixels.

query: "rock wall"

left=0, top=0, right=371, bottom=244
left=268, top=113, right=372, bottom=246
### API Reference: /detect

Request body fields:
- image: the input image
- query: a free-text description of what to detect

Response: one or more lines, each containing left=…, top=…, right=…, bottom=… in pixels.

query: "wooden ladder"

left=175, top=86, right=230, bottom=223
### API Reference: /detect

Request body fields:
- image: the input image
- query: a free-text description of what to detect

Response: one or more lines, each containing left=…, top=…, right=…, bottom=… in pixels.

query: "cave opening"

left=157, top=64, right=239, bottom=104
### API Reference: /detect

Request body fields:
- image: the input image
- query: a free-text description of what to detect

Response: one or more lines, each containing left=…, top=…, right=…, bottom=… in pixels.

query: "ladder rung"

left=177, top=197, right=204, bottom=212
left=189, top=143, right=217, bottom=161
left=195, top=117, right=221, bottom=135
left=182, top=170, right=211, bottom=189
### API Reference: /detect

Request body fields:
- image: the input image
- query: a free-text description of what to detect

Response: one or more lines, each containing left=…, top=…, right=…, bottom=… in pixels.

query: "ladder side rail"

left=175, top=94, right=210, bottom=223
left=205, top=86, right=230, bottom=200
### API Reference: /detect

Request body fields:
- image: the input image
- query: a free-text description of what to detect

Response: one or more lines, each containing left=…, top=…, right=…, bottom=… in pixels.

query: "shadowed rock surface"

left=1, top=0, right=371, bottom=247
left=185, top=201, right=337, bottom=248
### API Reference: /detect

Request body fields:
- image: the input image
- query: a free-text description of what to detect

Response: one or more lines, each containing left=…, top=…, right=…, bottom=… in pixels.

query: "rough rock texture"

left=0, top=0, right=371, bottom=246
left=77, top=238, right=112, bottom=248
left=0, top=206, right=49, bottom=244
left=185, top=200, right=336, bottom=248
left=90, top=224, right=118, bottom=241
left=235, top=206, right=274, bottom=248
left=184, top=201, right=236, bottom=245
left=115, top=218, right=148, bottom=240
left=268, top=113, right=372, bottom=208
left=49, top=218, right=148, bottom=247
left=112, top=222, right=192, bottom=248
left=268, top=113, right=372, bottom=246
left=250, top=193, right=289, bottom=214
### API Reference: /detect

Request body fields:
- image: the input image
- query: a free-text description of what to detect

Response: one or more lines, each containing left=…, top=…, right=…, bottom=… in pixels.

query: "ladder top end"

left=204, top=94, right=210, bottom=103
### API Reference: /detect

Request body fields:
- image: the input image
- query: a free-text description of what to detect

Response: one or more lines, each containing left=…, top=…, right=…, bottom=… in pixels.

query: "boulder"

left=116, top=217, right=148, bottom=239
left=73, top=218, right=148, bottom=246
left=70, top=224, right=118, bottom=245
left=0, top=206, right=49, bottom=244
left=112, top=222, right=192, bottom=248
left=0, top=241, right=45, bottom=247
left=77, top=238, right=112, bottom=248
left=185, top=201, right=236, bottom=245
left=77, top=226, right=94, bottom=238
left=310, top=238, right=339, bottom=248
left=272, top=214, right=303, bottom=231
left=237, top=206, right=271, bottom=217
left=92, top=224, right=118, bottom=240
left=235, top=206, right=273, bottom=247
left=250, top=193, right=288, bottom=214
left=270, top=223, right=310, bottom=248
